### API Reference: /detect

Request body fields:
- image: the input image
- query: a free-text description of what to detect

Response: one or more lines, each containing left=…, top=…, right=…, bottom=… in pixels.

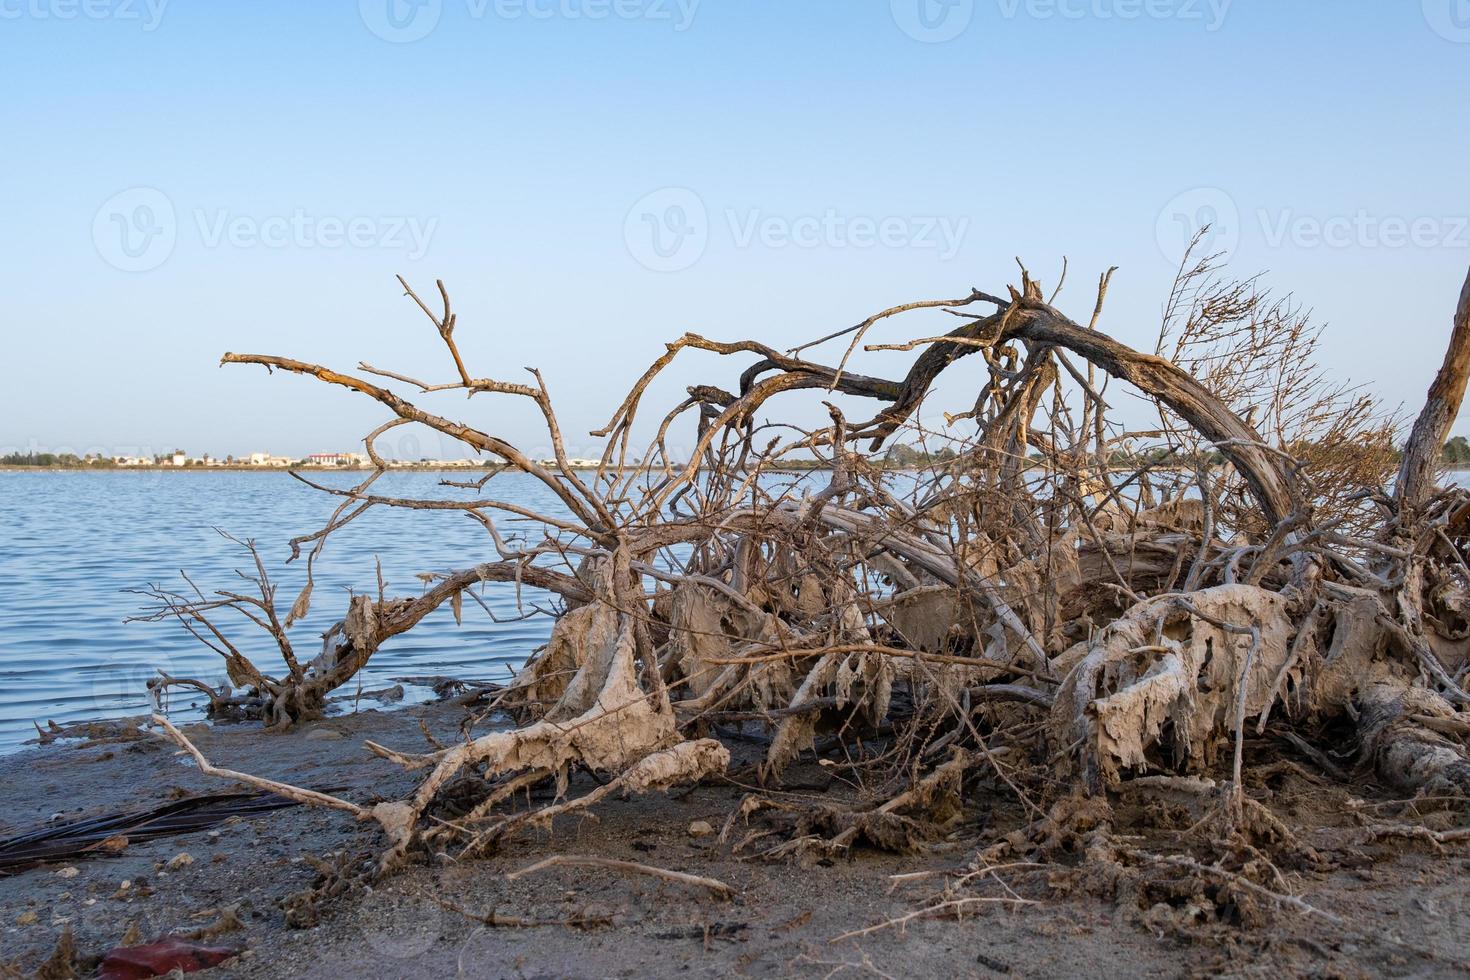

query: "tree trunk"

left=1395, top=266, right=1470, bottom=511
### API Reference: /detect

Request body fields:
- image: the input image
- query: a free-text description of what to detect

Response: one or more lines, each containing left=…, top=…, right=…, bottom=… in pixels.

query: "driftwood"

left=135, top=244, right=1470, bottom=906
left=506, top=855, right=735, bottom=898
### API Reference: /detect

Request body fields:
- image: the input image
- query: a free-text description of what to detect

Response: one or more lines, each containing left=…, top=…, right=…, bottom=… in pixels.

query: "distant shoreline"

left=0, top=465, right=617, bottom=473
left=0, top=464, right=840, bottom=475
left=12, top=462, right=1466, bottom=475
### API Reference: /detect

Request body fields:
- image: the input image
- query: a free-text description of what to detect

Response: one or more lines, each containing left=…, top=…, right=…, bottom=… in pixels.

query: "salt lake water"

left=0, top=470, right=583, bottom=751
left=7, top=466, right=1451, bottom=752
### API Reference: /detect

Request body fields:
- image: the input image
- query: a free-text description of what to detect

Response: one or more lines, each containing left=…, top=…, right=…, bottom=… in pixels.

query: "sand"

left=1, top=703, right=1467, bottom=978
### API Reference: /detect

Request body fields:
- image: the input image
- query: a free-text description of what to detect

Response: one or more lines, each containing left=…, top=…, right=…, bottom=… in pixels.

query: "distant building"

left=538, top=457, right=602, bottom=468
left=306, top=452, right=368, bottom=467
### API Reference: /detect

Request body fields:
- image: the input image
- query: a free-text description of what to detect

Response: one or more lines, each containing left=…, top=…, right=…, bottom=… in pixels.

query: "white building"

left=538, top=457, right=602, bottom=469
left=306, top=452, right=369, bottom=467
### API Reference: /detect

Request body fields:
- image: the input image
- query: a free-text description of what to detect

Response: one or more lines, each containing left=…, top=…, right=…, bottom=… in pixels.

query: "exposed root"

left=1053, top=585, right=1294, bottom=792
left=283, top=850, right=374, bottom=929
left=126, top=253, right=1470, bottom=939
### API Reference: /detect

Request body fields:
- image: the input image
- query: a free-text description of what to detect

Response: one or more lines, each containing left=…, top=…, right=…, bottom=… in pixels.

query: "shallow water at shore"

left=0, top=470, right=585, bottom=751
left=8, top=465, right=1458, bottom=753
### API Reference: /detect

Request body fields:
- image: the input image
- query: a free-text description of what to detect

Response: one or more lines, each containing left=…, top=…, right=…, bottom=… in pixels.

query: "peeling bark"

left=137, top=260, right=1470, bottom=871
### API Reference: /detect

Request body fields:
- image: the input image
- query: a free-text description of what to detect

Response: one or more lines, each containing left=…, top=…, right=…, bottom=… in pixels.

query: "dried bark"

left=137, top=255, right=1470, bottom=878
left=1396, top=267, right=1470, bottom=512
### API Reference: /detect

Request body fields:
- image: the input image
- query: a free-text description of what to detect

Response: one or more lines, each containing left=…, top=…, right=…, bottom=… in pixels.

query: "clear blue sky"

left=3, top=1, right=1468, bottom=461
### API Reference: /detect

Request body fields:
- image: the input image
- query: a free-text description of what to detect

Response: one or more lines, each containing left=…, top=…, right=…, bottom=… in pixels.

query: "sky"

left=2, top=0, right=1468, bottom=462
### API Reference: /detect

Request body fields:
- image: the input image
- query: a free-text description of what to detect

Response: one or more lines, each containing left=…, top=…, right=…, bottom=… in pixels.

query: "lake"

left=7, top=465, right=1450, bottom=753
left=0, top=470, right=585, bottom=752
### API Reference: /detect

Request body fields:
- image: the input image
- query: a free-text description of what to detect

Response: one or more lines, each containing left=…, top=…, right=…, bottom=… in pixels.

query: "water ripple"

left=0, top=470, right=576, bottom=751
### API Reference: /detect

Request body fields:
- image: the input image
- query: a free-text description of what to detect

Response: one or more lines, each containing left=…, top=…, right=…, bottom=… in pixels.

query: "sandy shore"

left=1, top=703, right=1467, bottom=978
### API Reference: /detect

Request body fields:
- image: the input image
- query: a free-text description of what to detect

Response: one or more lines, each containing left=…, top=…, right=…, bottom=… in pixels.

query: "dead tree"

left=145, top=254, right=1470, bottom=884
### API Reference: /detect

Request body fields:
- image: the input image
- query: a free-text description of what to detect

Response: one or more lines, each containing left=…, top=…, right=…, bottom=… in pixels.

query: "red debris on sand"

left=98, top=938, right=238, bottom=980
